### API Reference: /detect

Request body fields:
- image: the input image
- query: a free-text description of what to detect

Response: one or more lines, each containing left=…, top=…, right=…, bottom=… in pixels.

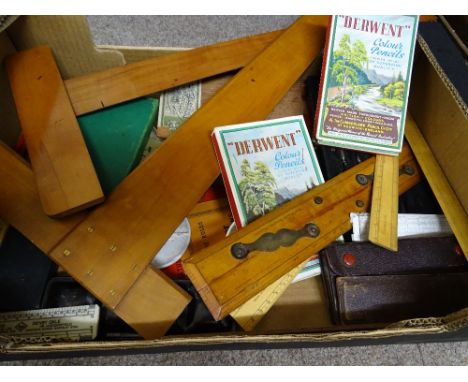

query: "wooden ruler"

left=65, top=29, right=284, bottom=116
left=368, top=155, right=400, bottom=251
left=230, top=260, right=306, bottom=331
left=405, top=115, right=468, bottom=259
left=6, top=46, right=104, bottom=217
left=47, top=17, right=327, bottom=311
left=183, top=144, right=422, bottom=320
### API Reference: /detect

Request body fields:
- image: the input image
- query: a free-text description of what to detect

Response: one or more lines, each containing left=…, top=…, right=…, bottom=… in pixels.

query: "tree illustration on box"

left=239, top=159, right=277, bottom=221
left=331, top=34, right=369, bottom=103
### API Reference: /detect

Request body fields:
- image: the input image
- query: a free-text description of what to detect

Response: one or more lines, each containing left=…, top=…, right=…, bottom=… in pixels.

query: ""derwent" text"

left=341, top=16, right=409, bottom=38
left=230, top=132, right=298, bottom=156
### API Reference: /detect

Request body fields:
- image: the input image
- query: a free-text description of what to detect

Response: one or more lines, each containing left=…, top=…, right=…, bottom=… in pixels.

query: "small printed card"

left=212, top=116, right=324, bottom=228
left=315, top=15, right=419, bottom=155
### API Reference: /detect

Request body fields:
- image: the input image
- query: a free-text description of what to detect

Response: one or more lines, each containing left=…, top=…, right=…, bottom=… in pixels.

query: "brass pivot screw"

left=305, top=223, right=320, bottom=238
left=356, top=200, right=365, bottom=208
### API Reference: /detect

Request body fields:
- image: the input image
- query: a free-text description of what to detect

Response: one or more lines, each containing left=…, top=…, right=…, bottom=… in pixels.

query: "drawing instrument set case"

left=0, top=16, right=467, bottom=359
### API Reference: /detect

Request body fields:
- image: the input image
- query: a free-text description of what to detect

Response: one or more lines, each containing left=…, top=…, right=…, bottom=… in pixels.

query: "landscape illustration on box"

left=216, top=118, right=323, bottom=226
left=327, top=34, right=406, bottom=116
left=320, top=15, right=417, bottom=149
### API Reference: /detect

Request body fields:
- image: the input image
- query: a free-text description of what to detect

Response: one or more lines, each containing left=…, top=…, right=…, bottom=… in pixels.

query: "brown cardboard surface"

left=6, top=16, right=125, bottom=79
left=409, top=41, right=468, bottom=213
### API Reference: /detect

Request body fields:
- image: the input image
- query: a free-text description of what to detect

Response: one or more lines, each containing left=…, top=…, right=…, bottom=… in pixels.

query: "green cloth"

left=78, top=98, right=158, bottom=195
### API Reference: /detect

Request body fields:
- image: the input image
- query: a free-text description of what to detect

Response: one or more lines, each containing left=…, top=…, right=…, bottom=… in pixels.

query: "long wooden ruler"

left=65, top=29, right=292, bottom=116
left=405, top=115, right=468, bottom=259
left=47, top=17, right=327, bottom=312
left=183, top=144, right=422, bottom=320
left=368, top=155, right=400, bottom=251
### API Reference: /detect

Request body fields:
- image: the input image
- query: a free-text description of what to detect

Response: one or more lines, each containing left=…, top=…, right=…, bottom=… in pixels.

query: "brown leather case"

left=320, top=237, right=468, bottom=325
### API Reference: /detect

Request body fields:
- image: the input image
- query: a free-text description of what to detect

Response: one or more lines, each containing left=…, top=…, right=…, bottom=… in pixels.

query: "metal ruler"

left=369, top=155, right=400, bottom=251
left=230, top=261, right=306, bottom=331
left=0, top=305, right=100, bottom=342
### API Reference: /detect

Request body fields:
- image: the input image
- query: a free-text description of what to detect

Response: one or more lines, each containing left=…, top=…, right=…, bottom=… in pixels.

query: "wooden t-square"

left=1, top=16, right=327, bottom=338
left=5, top=28, right=289, bottom=217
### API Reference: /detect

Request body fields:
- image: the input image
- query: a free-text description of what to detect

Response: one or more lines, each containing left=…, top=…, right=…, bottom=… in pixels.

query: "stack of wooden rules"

left=1, top=16, right=328, bottom=338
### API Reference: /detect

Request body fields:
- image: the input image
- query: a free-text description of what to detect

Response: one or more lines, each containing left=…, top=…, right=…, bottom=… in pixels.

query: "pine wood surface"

left=183, top=145, right=422, bottom=320
left=405, top=116, right=468, bottom=260
left=5, top=45, right=104, bottom=217
left=114, top=266, right=191, bottom=339
left=0, top=142, right=191, bottom=338
left=0, top=142, right=85, bottom=253
left=65, top=30, right=283, bottom=116
left=47, top=17, right=327, bottom=311
left=368, top=155, right=400, bottom=251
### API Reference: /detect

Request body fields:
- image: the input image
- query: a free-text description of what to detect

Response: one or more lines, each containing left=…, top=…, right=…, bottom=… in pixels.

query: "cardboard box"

left=0, top=16, right=467, bottom=359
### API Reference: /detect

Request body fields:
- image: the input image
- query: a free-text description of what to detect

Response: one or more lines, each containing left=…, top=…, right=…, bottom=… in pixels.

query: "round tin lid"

left=151, top=218, right=191, bottom=269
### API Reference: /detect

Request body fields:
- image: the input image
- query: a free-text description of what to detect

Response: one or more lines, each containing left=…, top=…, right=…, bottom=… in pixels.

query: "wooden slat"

left=0, top=142, right=191, bottom=339
left=5, top=46, right=104, bottom=217
left=65, top=17, right=331, bottom=116
left=405, top=115, right=468, bottom=259
left=183, top=145, right=422, bottom=320
left=48, top=17, right=327, bottom=311
left=115, top=267, right=191, bottom=339
left=368, top=155, right=399, bottom=251
left=0, top=142, right=85, bottom=253
left=65, top=29, right=281, bottom=116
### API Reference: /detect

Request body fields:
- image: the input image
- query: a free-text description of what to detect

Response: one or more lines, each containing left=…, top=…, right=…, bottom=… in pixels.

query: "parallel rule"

left=183, top=144, right=422, bottom=320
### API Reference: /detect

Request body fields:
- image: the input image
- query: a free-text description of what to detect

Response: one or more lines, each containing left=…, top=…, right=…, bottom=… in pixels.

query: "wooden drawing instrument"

left=405, top=115, right=468, bottom=259
left=64, top=29, right=284, bottom=116
left=368, top=155, right=400, bottom=251
left=5, top=46, right=104, bottom=217
left=0, top=142, right=191, bottom=339
left=183, top=144, right=422, bottom=320
left=47, top=17, right=327, bottom=311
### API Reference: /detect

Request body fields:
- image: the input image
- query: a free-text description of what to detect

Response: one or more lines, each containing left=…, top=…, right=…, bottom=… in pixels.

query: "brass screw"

left=87, top=226, right=95, bottom=233
left=63, top=249, right=71, bottom=257
left=110, top=243, right=117, bottom=252
left=86, top=270, right=94, bottom=277
left=305, top=223, right=320, bottom=238
left=356, top=174, right=369, bottom=185
left=356, top=200, right=365, bottom=208
left=109, top=289, right=117, bottom=296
